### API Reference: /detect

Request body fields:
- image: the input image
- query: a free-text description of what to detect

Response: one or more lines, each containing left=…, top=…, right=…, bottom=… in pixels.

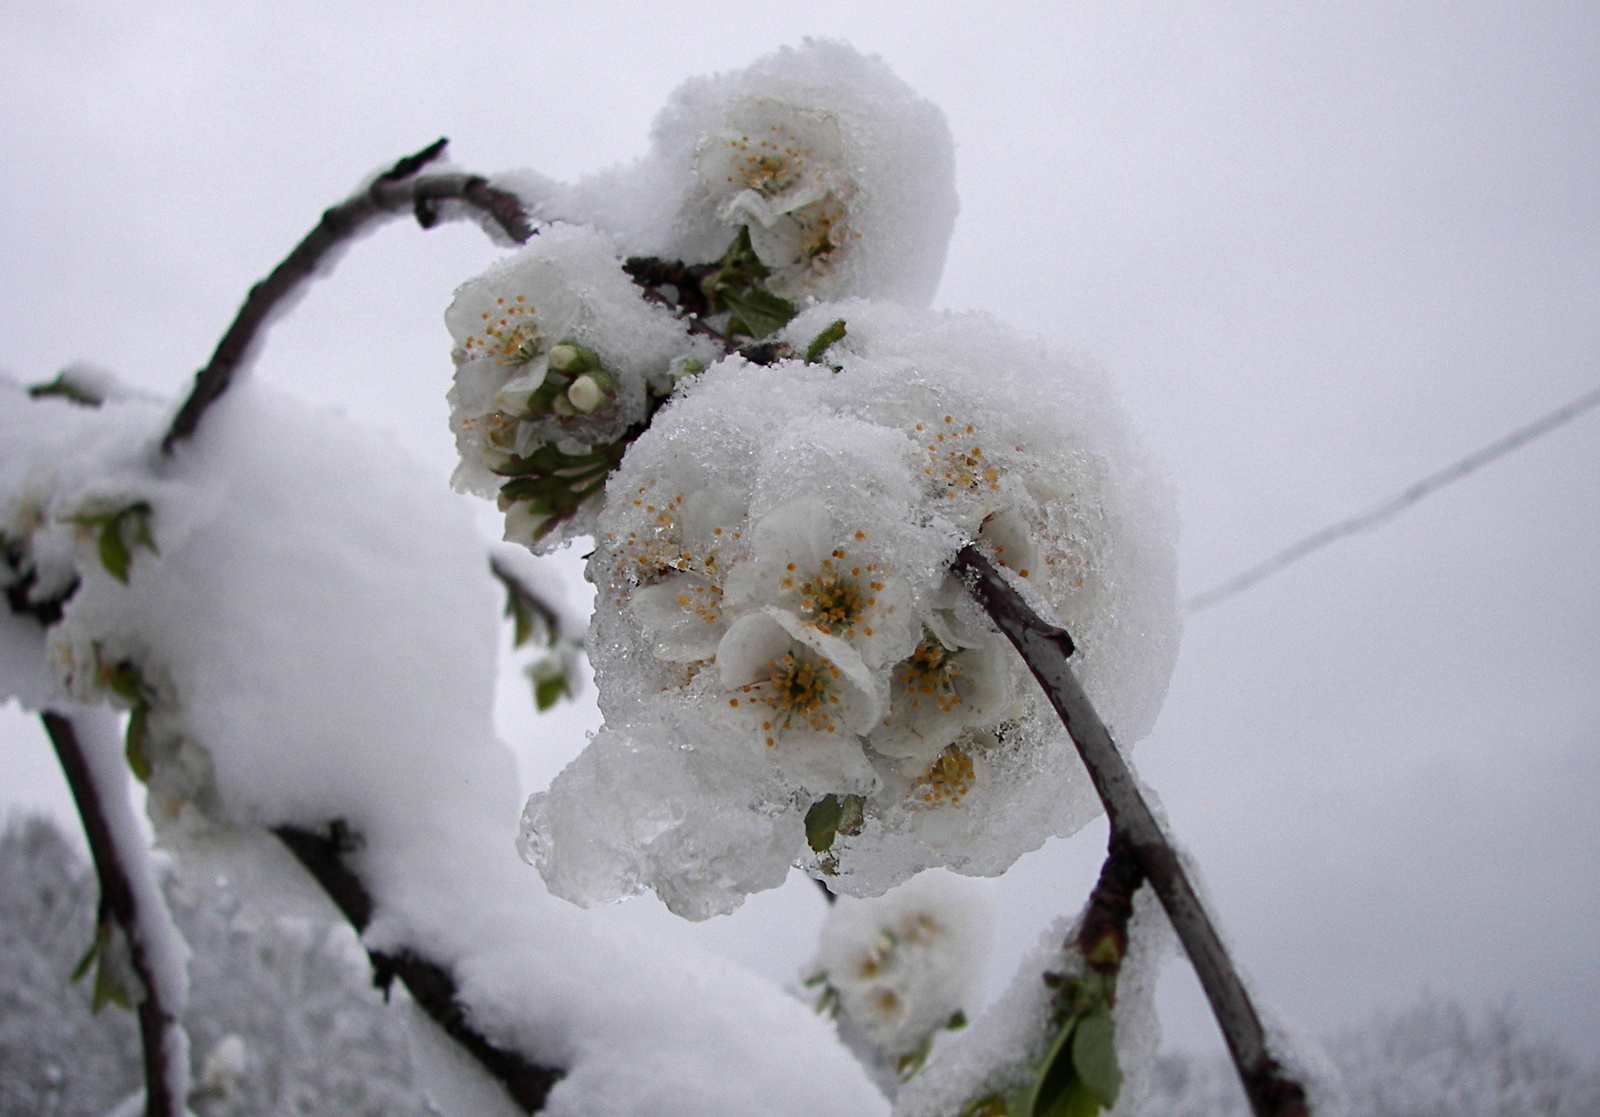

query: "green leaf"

left=75, top=502, right=156, bottom=584
left=124, top=706, right=152, bottom=783
left=1071, top=1008, right=1121, bottom=1108
left=98, top=521, right=132, bottom=584
left=105, top=662, right=144, bottom=704
left=506, top=593, right=538, bottom=648
left=722, top=286, right=798, bottom=340
left=70, top=936, right=99, bottom=983
left=534, top=674, right=569, bottom=712
left=91, top=955, right=132, bottom=1013
left=804, top=318, right=848, bottom=364
left=72, top=922, right=133, bottom=1015
left=1044, top=1082, right=1104, bottom=1117
left=1023, top=1010, right=1083, bottom=1117
left=27, top=372, right=104, bottom=407
left=804, top=793, right=865, bottom=854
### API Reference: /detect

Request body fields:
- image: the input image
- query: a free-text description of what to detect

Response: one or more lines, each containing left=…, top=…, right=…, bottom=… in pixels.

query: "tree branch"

left=273, top=823, right=563, bottom=1113
left=952, top=544, right=1311, bottom=1117
left=42, top=709, right=189, bottom=1117
left=160, top=139, right=534, bottom=455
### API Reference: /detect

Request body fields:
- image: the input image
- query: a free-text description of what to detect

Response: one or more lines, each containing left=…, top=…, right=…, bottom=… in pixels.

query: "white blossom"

left=807, top=873, right=991, bottom=1080
left=505, top=40, right=959, bottom=306
left=444, top=223, right=711, bottom=550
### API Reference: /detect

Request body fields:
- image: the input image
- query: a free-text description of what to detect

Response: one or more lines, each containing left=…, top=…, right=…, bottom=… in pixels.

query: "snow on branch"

left=951, top=544, right=1311, bottom=1117
left=273, top=822, right=562, bottom=1113
left=41, top=708, right=191, bottom=1117
left=160, top=138, right=534, bottom=454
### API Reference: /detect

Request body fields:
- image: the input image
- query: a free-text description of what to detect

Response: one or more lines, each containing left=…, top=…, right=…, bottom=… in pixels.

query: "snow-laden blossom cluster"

left=506, top=39, right=958, bottom=306
left=519, top=301, right=1179, bottom=918
left=804, top=873, right=991, bottom=1091
left=445, top=224, right=718, bottom=550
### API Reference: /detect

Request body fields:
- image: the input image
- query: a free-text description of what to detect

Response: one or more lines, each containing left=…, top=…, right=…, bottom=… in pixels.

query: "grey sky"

left=3, top=0, right=1597, bottom=1067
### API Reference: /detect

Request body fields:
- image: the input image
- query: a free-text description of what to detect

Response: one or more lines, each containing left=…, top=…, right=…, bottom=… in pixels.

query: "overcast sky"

left=3, top=0, right=1597, bottom=1068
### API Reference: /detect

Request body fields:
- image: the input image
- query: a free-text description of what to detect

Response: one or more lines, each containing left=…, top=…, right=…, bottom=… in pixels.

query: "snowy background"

left=2, top=0, right=1596, bottom=1074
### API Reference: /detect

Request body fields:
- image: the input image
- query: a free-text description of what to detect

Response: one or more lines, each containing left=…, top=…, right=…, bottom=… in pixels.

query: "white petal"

left=717, top=610, right=797, bottom=690
left=631, top=575, right=724, bottom=663
left=762, top=607, right=882, bottom=734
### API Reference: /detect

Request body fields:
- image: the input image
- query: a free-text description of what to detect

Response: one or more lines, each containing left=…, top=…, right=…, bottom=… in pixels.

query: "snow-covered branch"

left=951, top=543, right=1311, bottom=1117
left=41, top=708, right=191, bottom=1117
left=161, top=138, right=533, bottom=454
left=273, top=822, right=562, bottom=1112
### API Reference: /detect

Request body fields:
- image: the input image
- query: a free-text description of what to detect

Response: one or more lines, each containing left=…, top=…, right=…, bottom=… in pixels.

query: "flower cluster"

left=518, top=299, right=1179, bottom=918
left=436, top=43, right=1179, bottom=921
left=502, top=40, right=958, bottom=307
left=445, top=224, right=716, bottom=549
left=805, top=873, right=991, bottom=1088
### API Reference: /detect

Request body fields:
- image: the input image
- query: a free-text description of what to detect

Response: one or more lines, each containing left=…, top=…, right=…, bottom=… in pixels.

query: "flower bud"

left=567, top=373, right=613, bottom=414
left=547, top=343, right=597, bottom=373
left=503, top=500, right=554, bottom=546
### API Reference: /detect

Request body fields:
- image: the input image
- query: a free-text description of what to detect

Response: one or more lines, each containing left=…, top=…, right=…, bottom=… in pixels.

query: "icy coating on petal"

left=528, top=304, right=1179, bottom=915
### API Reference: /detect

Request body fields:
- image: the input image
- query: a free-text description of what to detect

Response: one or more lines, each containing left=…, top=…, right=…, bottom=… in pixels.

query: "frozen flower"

left=445, top=224, right=710, bottom=550
left=504, top=40, right=958, bottom=305
left=721, top=497, right=917, bottom=671
left=870, top=627, right=1014, bottom=770
left=715, top=606, right=880, bottom=795
left=807, top=873, right=991, bottom=1074
left=695, top=98, right=857, bottom=292
left=601, top=480, right=751, bottom=665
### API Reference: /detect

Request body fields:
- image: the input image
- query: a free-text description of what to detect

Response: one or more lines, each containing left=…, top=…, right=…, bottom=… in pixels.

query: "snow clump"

left=505, top=39, right=959, bottom=306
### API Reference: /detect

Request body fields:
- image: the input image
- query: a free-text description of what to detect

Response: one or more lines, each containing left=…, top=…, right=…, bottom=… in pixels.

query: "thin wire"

left=1186, top=383, right=1600, bottom=615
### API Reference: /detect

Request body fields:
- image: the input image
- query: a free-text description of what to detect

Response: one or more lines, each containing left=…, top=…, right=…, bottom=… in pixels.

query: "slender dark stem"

left=274, top=823, right=562, bottom=1113
left=953, top=545, right=1311, bottom=1117
left=160, top=139, right=534, bottom=455
left=622, top=254, right=791, bottom=363
left=42, top=711, right=183, bottom=1117
left=490, top=556, right=564, bottom=647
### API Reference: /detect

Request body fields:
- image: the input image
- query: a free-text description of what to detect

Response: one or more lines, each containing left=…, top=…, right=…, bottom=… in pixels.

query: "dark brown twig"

left=622, top=254, right=791, bottom=363
left=953, top=544, right=1311, bottom=1117
left=274, top=823, right=563, bottom=1113
left=42, top=711, right=185, bottom=1117
left=490, top=556, right=564, bottom=648
left=160, top=139, right=534, bottom=455
left=1075, top=833, right=1144, bottom=995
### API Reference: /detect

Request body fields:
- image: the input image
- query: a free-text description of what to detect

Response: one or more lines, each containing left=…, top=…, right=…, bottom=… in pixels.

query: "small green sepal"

left=804, top=319, right=848, bottom=364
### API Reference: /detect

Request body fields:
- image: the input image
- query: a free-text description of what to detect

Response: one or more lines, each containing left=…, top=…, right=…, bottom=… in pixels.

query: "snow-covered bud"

left=492, top=359, right=549, bottom=416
